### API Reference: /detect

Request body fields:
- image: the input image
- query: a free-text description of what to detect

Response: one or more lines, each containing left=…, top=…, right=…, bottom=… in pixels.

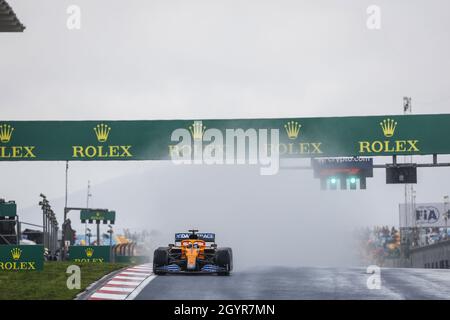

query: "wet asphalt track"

left=136, top=266, right=450, bottom=300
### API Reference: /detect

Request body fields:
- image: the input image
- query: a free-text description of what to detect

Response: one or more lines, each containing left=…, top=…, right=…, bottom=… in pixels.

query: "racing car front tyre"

left=215, top=247, right=233, bottom=276
left=153, top=247, right=169, bottom=275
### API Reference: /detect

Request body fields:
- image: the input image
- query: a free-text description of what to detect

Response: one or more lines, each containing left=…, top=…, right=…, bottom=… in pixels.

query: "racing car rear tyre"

left=215, top=247, right=233, bottom=276
left=153, top=247, right=169, bottom=275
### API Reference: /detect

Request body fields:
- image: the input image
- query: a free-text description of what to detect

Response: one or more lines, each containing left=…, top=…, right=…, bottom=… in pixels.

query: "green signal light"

left=350, top=177, right=357, bottom=184
left=330, top=178, right=337, bottom=184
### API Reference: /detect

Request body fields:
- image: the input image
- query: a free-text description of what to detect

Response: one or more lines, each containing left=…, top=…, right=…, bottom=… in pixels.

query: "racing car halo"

left=153, top=230, right=233, bottom=275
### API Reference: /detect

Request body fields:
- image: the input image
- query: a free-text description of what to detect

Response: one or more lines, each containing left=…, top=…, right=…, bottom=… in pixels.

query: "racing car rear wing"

left=175, top=233, right=216, bottom=243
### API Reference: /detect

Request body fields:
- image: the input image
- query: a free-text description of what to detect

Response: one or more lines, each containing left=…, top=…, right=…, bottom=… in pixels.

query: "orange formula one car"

left=153, top=230, right=233, bottom=276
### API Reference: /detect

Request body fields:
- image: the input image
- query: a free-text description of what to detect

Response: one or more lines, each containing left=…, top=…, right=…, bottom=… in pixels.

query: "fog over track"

left=136, top=267, right=450, bottom=300
left=8, top=159, right=450, bottom=269
left=2, top=0, right=450, bottom=272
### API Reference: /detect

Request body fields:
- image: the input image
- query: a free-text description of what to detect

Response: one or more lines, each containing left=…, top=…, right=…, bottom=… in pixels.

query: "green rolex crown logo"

left=11, top=247, right=22, bottom=260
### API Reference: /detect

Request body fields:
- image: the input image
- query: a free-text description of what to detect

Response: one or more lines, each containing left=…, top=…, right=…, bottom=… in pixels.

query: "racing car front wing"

left=154, top=264, right=228, bottom=274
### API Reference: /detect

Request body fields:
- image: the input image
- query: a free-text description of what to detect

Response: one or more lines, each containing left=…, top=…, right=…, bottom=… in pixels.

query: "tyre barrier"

left=112, top=242, right=149, bottom=264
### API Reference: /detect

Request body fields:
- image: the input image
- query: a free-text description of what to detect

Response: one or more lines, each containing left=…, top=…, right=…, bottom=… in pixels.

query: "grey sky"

left=1, top=0, right=450, bottom=267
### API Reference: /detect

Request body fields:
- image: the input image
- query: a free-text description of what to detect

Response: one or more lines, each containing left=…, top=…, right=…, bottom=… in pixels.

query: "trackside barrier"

left=0, top=245, right=44, bottom=271
left=115, top=255, right=150, bottom=264
left=68, top=245, right=111, bottom=263
left=66, top=243, right=149, bottom=264
left=114, top=243, right=127, bottom=256
left=112, top=242, right=149, bottom=264
left=129, top=243, right=137, bottom=256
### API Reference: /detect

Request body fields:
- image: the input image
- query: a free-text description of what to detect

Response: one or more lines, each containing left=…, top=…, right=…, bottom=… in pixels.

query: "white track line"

left=120, top=271, right=151, bottom=276
left=126, top=274, right=158, bottom=300
left=90, top=292, right=128, bottom=300
left=89, top=264, right=155, bottom=300
left=116, top=273, right=149, bottom=277
left=100, top=286, right=135, bottom=293
left=114, top=276, right=147, bottom=281
left=125, top=270, right=152, bottom=274
left=107, top=280, right=142, bottom=286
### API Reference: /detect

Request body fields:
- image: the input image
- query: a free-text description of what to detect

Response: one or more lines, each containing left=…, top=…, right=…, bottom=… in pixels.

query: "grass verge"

left=0, top=261, right=129, bottom=300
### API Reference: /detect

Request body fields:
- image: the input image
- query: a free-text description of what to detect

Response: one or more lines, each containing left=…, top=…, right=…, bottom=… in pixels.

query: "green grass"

left=0, top=262, right=129, bottom=300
